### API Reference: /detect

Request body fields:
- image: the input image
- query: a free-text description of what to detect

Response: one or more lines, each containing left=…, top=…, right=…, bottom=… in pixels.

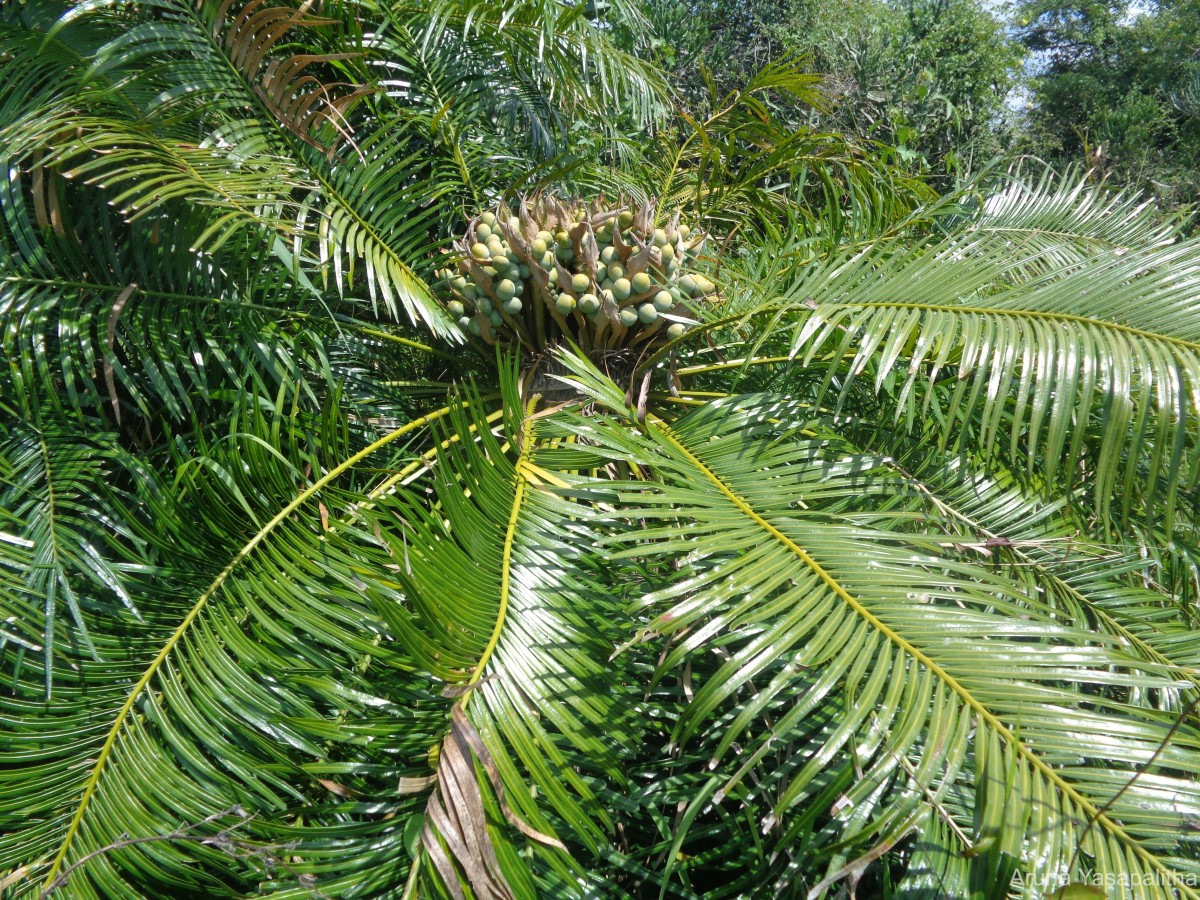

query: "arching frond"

left=548, top=364, right=1200, bottom=896
left=0, top=379, right=638, bottom=898
left=1, top=2, right=458, bottom=338
left=687, top=176, right=1200, bottom=532
left=398, top=0, right=669, bottom=129
left=0, top=410, right=148, bottom=696
left=371, top=392, right=635, bottom=896
left=965, top=165, right=1189, bottom=263
left=1, top=395, right=459, bottom=897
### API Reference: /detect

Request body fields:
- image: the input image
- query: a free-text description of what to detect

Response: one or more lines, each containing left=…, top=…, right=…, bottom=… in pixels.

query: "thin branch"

left=39, top=807, right=303, bottom=898
left=1069, top=695, right=1200, bottom=874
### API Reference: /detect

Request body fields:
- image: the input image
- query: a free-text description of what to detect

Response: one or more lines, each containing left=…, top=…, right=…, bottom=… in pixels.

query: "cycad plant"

left=5, top=1, right=1200, bottom=898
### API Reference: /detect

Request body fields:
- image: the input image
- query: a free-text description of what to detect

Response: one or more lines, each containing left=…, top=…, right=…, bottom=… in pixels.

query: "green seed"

left=638, top=303, right=658, bottom=324
left=613, top=277, right=631, bottom=300
left=477, top=298, right=493, bottom=314
left=503, top=297, right=522, bottom=314
left=572, top=273, right=590, bottom=293
left=458, top=316, right=471, bottom=329
left=556, top=294, right=577, bottom=315
left=679, top=274, right=698, bottom=295
left=495, top=280, right=516, bottom=300
left=653, top=290, right=673, bottom=312
left=652, top=228, right=668, bottom=247
left=578, top=293, right=600, bottom=315
left=541, top=251, right=556, bottom=270
left=607, top=263, right=626, bottom=281
left=492, top=255, right=511, bottom=272
left=452, top=276, right=468, bottom=291
left=469, top=319, right=482, bottom=335
left=447, top=300, right=465, bottom=318
left=475, top=224, right=492, bottom=242
left=600, top=245, right=618, bottom=265
left=619, top=307, right=639, bottom=327
left=631, top=272, right=651, bottom=294
left=489, top=310, right=503, bottom=327
left=471, top=242, right=490, bottom=259
left=531, top=238, right=548, bottom=256
left=667, top=322, right=687, bottom=339
left=481, top=211, right=497, bottom=226
left=618, top=210, right=634, bottom=227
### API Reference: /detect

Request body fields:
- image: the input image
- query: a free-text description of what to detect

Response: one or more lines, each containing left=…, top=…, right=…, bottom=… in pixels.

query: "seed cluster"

left=436, top=197, right=715, bottom=353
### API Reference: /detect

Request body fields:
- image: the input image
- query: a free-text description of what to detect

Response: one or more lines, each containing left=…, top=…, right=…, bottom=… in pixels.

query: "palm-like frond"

left=964, top=164, right=1188, bottom=261
left=550, top=362, right=1200, bottom=896
left=0, top=376, right=640, bottom=898
left=3, top=2, right=453, bottom=337
left=679, top=172, right=1200, bottom=535
left=395, top=0, right=669, bottom=130
left=0, top=390, right=408, bottom=892
left=607, top=55, right=935, bottom=245
left=0, top=410, right=147, bottom=696
left=1, top=391, right=457, bottom=897
left=370, top=390, right=635, bottom=896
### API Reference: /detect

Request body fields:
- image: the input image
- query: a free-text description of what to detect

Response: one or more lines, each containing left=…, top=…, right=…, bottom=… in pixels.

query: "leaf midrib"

left=465, top=396, right=538, bottom=698
left=638, top=296, right=1200, bottom=377
left=31, top=427, right=93, bottom=694
left=847, top=300, right=1200, bottom=354
left=869, top=452, right=1200, bottom=697
left=1, top=276, right=452, bottom=360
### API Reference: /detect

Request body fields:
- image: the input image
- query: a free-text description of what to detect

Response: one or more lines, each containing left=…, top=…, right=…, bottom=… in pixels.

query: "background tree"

left=643, top=0, right=1023, bottom=184
left=1014, top=0, right=1200, bottom=213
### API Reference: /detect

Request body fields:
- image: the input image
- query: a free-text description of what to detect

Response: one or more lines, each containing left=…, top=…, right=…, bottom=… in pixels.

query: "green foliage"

left=596, top=55, right=938, bottom=250
left=1015, top=0, right=1200, bottom=214
left=644, top=0, right=1023, bottom=184
left=5, top=1, right=1200, bottom=898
